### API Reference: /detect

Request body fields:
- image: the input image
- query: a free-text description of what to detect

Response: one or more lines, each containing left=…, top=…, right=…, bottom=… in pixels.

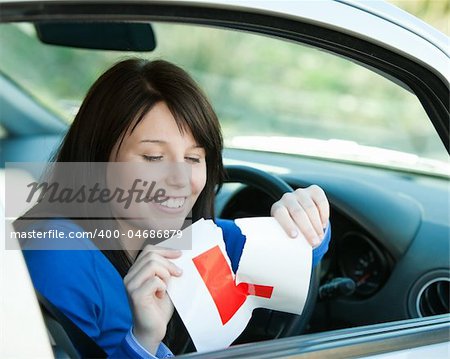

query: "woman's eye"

left=185, top=156, right=201, bottom=163
left=142, top=155, right=163, bottom=162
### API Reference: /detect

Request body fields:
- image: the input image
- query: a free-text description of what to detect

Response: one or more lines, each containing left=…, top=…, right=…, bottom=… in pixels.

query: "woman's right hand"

left=123, top=245, right=183, bottom=354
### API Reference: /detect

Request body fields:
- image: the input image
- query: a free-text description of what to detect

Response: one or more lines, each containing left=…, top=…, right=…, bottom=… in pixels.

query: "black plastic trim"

left=408, top=269, right=450, bottom=318
left=338, top=231, right=390, bottom=297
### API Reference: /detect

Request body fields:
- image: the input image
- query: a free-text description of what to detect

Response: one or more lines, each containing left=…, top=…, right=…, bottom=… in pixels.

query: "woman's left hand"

left=271, top=185, right=329, bottom=248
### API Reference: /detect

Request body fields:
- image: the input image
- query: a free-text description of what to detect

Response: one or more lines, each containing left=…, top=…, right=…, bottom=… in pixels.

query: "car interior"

left=1, top=6, right=449, bottom=358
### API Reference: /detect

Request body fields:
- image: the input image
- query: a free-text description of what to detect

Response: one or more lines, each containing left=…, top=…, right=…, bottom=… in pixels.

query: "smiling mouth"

left=159, top=197, right=187, bottom=209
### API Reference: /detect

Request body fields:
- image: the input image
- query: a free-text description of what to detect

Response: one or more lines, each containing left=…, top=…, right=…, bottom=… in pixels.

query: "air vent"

left=417, top=278, right=449, bottom=317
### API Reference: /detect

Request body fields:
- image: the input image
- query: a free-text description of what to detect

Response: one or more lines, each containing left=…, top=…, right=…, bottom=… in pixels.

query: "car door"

left=0, top=0, right=448, bottom=358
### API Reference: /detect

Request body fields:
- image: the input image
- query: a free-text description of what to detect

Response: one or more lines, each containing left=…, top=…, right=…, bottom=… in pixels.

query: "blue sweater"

left=23, top=218, right=330, bottom=358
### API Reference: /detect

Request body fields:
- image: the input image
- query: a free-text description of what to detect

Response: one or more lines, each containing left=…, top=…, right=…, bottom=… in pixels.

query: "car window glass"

left=0, top=22, right=447, bottom=170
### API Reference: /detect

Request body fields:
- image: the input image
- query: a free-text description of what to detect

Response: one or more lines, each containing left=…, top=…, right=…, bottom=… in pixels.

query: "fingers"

left=125, top=259, right=170, bottom=293
left=271, top=185, right=330, bottom=247
left=130, top=274, right=174, bottom=353
left=131, top=245, right=181, bottom=276
left=131, top=275, right=167, bottom=302
left=306, top=185, right=330, bottom=229
left=125, top=246, right=179, bottom=351
left=124, top=246, right=183, bottom=292
left=293, top=190, right=324, bottom=240
left=272, top=197, right=320, bottom=246
left=271, top=202, right=299, bottom=238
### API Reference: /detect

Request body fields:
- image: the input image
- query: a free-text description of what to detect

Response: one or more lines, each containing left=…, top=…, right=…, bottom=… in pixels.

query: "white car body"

left=1, top=0, right=448, bottom=358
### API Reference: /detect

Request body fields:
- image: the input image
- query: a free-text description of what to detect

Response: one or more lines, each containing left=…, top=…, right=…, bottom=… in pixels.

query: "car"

left=0, top=0, right=449, bottom=358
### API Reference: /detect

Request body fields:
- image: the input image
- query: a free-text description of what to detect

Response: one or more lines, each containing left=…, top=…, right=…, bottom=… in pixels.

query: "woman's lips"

left=152, top=196, right=188, bottom=214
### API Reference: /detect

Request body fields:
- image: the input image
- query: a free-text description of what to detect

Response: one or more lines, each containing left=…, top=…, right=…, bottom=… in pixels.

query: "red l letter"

left=193, top=245, right=274, bottom=325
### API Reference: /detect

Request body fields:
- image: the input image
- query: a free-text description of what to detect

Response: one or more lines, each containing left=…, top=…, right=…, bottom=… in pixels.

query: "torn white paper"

left=164, top=217, right=312, bottom=352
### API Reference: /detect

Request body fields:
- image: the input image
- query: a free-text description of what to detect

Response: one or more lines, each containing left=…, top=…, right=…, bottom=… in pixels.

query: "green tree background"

left=0, top=0, right=448, bottom=162
left=389, top=0, right=449, bottom=35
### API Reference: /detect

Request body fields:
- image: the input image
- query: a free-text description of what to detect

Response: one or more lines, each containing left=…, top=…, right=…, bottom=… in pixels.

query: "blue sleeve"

left=215, top=218, right=331, bottom=272
left=312, top=221, right=331, bottom=267
left=23, top=248, right=104, bottom=344
left=110, top=330, right=173, bottom=358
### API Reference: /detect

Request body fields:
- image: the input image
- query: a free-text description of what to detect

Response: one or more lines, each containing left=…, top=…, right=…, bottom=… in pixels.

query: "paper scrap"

left=164, top=217, right=312, bottom=352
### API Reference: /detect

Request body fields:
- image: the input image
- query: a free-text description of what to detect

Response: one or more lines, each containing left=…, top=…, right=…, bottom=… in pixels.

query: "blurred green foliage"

left=390, top=0, right=449, bottom=35
left=0, top=8, right=447, bottom=162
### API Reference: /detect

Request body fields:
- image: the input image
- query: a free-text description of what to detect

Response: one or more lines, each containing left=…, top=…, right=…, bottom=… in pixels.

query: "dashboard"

left=218, top=148, right=450, bottom=331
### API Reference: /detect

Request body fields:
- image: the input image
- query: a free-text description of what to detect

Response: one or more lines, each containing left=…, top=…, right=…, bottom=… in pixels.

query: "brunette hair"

left=18, top=58, right=224, bottom=353
left=56, top=58, right=223, bottom=271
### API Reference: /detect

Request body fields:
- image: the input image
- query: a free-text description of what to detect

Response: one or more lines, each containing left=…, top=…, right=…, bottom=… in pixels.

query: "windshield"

left=0, top=22, right=448, bottom=175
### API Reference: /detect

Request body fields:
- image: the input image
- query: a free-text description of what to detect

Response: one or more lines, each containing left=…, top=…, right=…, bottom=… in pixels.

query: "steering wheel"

left=222, top=165, right=320, bottom=343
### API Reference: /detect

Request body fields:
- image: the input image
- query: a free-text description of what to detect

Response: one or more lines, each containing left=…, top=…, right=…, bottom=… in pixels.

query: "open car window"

left=0, top=21, right=448, bottom=176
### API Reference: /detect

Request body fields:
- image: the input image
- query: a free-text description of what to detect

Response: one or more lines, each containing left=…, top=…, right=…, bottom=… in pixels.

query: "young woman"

left=18, top=59, right=331, bottom=358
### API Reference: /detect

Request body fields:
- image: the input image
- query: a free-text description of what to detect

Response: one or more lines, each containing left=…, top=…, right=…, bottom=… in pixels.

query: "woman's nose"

left=165, top=162, right=190, bottom=188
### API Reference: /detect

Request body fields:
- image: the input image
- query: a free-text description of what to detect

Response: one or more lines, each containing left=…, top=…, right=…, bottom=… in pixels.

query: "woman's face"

left=108, top=101, right=207, bottom=233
